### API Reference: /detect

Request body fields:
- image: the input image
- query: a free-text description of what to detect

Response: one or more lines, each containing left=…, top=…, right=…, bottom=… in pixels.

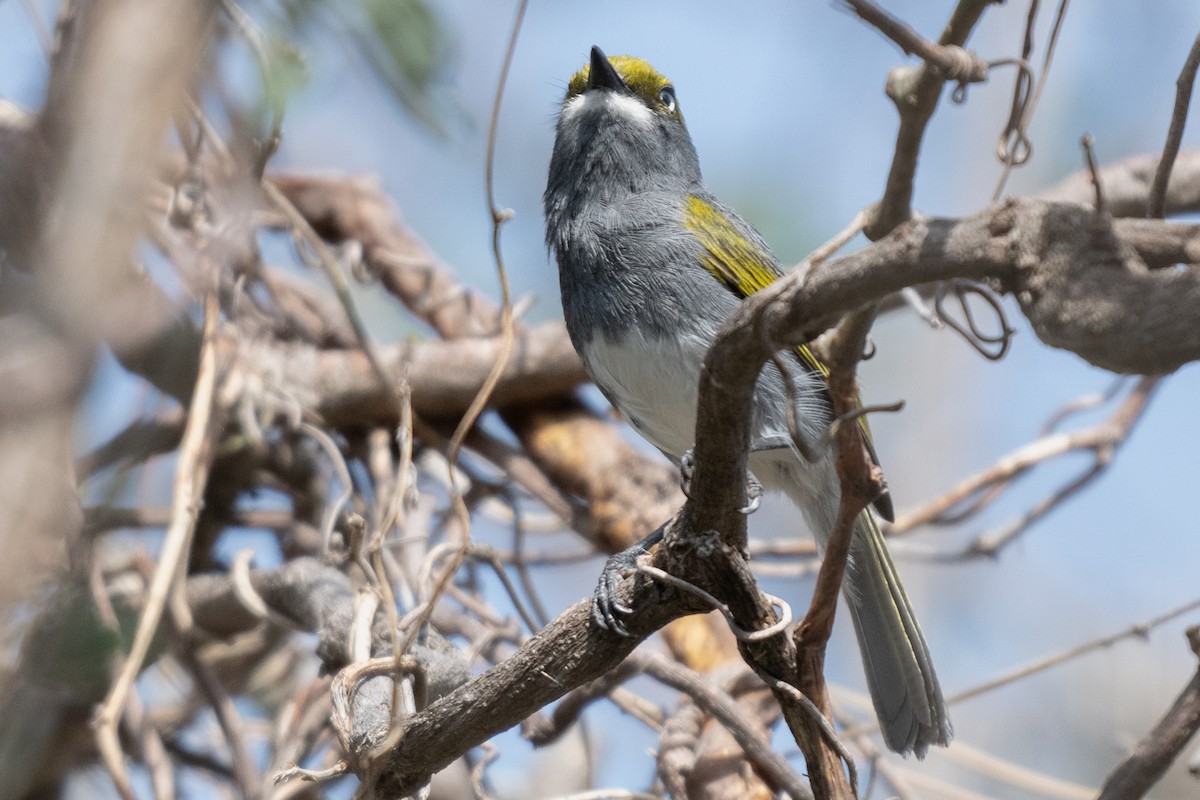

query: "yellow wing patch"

left=681, top=194, right=888, bottom=503
left=682, top=195, right=829, bottom=379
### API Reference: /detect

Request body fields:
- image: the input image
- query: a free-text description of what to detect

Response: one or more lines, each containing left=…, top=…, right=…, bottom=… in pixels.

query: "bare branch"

left=1040, top=149, right=1200, bottom=217
left=854, top=0, right=1000, bottom=238
left=778, top=202, right=1200, bottom=375
left=1097, top=628, right=1200, bottom=800
left=240, top=320, right=585, bottom=426
left=790, top=308, right=879, bottom=796
left=93, top=290, right=228, bottom=794
left=888, top=376, right=1160, bottom=550
left=1149, top=33, right=1200, bottom=218
left=841, top=0, right=989, bottom=84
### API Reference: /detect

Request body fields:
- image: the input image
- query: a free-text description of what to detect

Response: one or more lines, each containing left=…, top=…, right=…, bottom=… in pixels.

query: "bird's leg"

left=740, top=473, right=763, bottom=515
left=591, top=527, right=663, bottom=636
left=680, top=446, right=766, bottom=515
left=679, top=449, right=695, bottom=498
left=597, top=434, right=781, bottom=634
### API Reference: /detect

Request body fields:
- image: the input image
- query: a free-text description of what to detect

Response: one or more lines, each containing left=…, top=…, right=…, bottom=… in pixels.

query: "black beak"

left=587, top=46, right=626, bottom=93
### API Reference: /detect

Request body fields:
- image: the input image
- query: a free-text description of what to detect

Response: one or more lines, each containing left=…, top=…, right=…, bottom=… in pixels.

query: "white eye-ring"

left=658, top=85, right=677, bottom=113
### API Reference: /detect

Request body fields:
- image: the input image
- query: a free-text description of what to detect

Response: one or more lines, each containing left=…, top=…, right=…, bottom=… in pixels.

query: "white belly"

left=580, top=330, right=708, bottom=460
left=581, top=328, right=840, bottom=531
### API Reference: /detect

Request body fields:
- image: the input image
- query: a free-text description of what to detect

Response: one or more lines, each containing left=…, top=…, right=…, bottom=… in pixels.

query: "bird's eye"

left=658, top=85, right=677, bottom=113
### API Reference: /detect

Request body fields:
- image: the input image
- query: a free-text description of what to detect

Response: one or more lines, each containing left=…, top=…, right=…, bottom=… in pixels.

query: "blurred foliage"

left=261, top=0, right=459, bottom=135
left=347, top=0, right=459, bottom=133
left=262, top=36, right=309, bottom=120
left=22, top=581, right=146, bottom=701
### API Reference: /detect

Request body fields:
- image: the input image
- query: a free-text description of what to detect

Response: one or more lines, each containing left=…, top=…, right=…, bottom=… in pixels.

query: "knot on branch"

left=1010, top=202, right=1200, bottom=374
left=937, top=44, right=989, bottom=85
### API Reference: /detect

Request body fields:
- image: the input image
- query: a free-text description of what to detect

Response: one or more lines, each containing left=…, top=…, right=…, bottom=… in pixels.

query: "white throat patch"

left=563, top=90, right=654, bottom=127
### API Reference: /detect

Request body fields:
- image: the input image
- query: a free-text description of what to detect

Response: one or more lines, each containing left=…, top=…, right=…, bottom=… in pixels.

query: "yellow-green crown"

left=566, top=55, right=678, bottom=115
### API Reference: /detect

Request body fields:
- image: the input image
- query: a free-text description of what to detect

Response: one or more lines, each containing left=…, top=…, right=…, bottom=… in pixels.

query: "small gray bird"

left=544, top=46, right=951, bottom=757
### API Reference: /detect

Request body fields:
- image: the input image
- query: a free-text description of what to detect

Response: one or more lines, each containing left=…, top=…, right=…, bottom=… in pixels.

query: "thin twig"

left=843, top=594, right=1200, bottom=748
left=922, top=739, right=1094, bottom=800
left=508, top=494, right=551, bottom=628
left=636, top=563, right=792, bottom=643
left=1097, top=628, right=1200, bottom=800
left=395, top=0, right=529, bottom=668
left=218, top=0, right=283, bottom=175
left=888, top=377, right=1161, bottom=546
left=949, top=597, right=1200, bottom=707
left=298, top=421, right=354, bottom=556
left=123, top=693, right=176, bottom=800
left=992, top=0, right=1071, bottom=198
left=1041, top=376, right=1128, bottom=435
left=265, top=180, right=394, bottom=395
left=803, top=206, right=869, bottom=268
left=830, top=706, right=919, bottom=800
left=1082, top=133, right=1107, bottom=214
left=175, top=623, right=262, bottom=800
left=92, top=289, right=224, bottom=798
left=1149, top=31, right=1200, bottom=219
left=933, top=280, right=1014, bottom=360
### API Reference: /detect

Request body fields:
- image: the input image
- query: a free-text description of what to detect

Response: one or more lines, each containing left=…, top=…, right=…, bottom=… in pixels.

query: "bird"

left=543, top=46, right=951, bottom=757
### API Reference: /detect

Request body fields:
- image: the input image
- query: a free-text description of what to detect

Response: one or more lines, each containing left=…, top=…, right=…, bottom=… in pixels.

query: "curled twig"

left=992, top=0, right=1071, bottom=199
left=635, top=562, right=792, bottom=643
left=934, top=279, right=1014, bottom=360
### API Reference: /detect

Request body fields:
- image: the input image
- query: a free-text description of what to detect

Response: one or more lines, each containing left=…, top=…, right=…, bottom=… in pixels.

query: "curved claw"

left=739, top=475, right=763, bottom=514
left=591, top=547, right=644, bottom=637
left=678, top=450, right=696, bottom=499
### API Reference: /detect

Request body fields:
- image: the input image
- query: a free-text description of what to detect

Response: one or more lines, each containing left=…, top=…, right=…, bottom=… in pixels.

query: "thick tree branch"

left=372, top=589, right=701, bottom=795
left=240, top=319, right=585, bottom=426
left=780, top=202, right=1200, bottom=375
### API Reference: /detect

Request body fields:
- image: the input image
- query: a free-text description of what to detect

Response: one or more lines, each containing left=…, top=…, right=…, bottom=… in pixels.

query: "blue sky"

left=5, top=1, right=1200, bottom=796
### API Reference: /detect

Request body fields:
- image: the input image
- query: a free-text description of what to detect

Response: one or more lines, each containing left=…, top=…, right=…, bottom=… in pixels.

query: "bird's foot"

left=679, top=449, right=695, bottom=498
left=740, top=473, right=763, bottom=514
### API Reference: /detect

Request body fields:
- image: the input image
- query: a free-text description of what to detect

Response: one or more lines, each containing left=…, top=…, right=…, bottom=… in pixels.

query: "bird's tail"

left=786, top=479, right=952, bottom=757
left=841, top=511, right=951, bottom=756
